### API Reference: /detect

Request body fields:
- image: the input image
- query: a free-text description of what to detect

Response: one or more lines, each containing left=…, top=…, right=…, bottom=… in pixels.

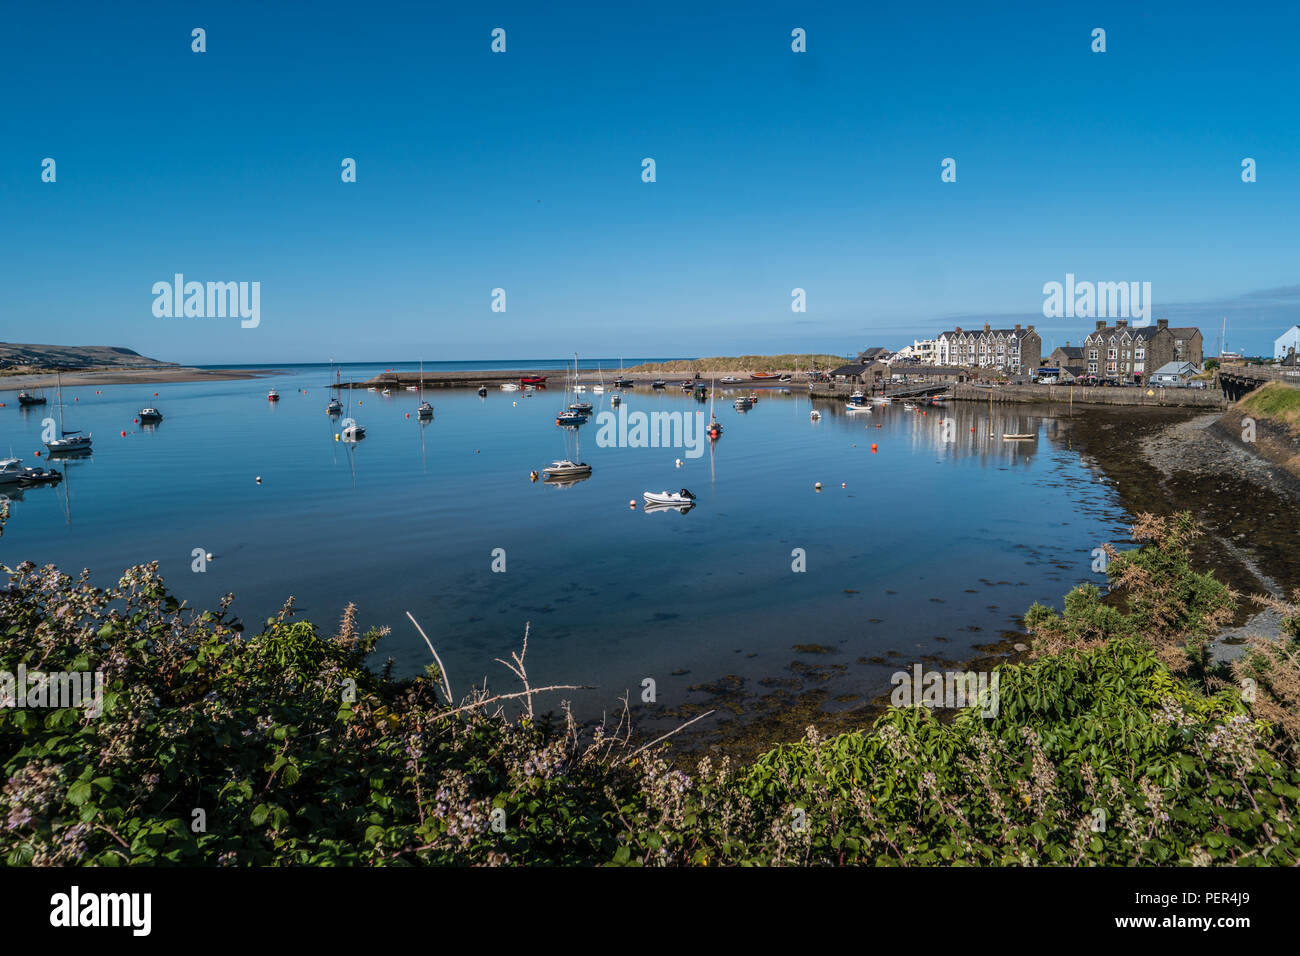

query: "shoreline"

left=0, top=367, right=276, bottom=391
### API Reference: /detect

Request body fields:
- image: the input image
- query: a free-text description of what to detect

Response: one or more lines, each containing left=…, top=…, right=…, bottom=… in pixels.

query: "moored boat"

left=643, top=488, right=697, bottom=506
left=17, top=392, right=46, bottom=406
left=138, top=407, right=163, bottom=423
left=543, top=459, right=592, bottom=479
left=268, top=389, right=280, bottom=401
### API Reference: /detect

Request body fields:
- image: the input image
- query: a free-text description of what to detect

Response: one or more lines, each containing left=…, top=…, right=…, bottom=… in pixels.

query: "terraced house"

left=1081, top=319, right=1203, bottom=383
left=933, top=323, right=1041, bottom=374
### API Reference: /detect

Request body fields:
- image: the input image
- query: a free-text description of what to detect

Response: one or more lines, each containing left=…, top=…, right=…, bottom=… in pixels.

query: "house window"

left=1135, top=348, right=1144, bottom=360
left=1108, top=348, right=1117, bottom=360
left=1089, top=349, right=1098, bottom=360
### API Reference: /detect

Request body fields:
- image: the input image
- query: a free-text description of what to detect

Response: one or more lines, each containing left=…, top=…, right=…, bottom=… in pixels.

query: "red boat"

left=749, top=372, right=780, bottom=380
left=520, top=375, right=547, bottom=385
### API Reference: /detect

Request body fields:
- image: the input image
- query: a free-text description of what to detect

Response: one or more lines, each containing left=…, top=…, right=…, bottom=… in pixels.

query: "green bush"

left=2, top=508, right=1296, bottom=865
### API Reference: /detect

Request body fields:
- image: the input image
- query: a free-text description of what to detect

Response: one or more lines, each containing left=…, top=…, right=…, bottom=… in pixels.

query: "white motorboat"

left=733, top=396, right=754, bottom=410
left=543, top=459, right=592, bottom=479
left=0, top=458, right=26, bottom=485
left=643, top=488, right=697, bottom=506
left=809, top=410, right=821, bottom=421
left=501, top=382, right=520, bottom=391
left=417, top=401, right=434, bottom=419
left=845, top=402, right=871, bottom=413
left=406, top=386, right=418, bottom=392
left=0, top=458, right=62, bottom=486
left=138, top=407, right=163, bottom=423
left=720, top=376, right=744, bottom=385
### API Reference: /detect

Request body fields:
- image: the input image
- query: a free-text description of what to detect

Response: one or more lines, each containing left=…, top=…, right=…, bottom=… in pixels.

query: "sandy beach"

left=0, top=367, right=274, bottom=393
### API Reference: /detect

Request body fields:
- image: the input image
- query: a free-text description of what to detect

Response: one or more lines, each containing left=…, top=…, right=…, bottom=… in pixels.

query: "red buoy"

left=871, top=443, right=878, bottom=453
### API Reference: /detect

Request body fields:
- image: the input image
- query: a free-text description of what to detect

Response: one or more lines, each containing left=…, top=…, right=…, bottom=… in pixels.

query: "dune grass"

left=1237, top=381, right=1300, bottom=435
left=627, top=354, right=848, bottom=374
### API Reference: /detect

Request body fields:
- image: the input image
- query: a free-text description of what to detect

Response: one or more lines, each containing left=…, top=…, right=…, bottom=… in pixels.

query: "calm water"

left=1, top=364, right=1132, bottom=724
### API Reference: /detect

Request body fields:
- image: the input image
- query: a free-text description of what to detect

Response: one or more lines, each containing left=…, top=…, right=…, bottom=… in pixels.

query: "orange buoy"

left=970, top=426, right=975, bottom=432
left=871, top=443, right=877, bottom=453
left=121, top=430, right=126, bottom=436
left=34, top=450, right=41, bottom=457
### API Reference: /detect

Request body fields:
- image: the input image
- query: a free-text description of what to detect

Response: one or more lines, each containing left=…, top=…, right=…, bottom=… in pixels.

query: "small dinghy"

left=643, top=488, right=697, bottom=507
left=844, top=403, right=871, bottom=413
left=809, top=409, right=821, bottom=421
left=651, top=379, right=666, bottom=390
left=501, top=382, right=520, bottom=391
left=1002, top=433, right=1035, bottom=441
left=478, top=385, right=488, bottom=397
left=417, top=401, right=434, bottom=419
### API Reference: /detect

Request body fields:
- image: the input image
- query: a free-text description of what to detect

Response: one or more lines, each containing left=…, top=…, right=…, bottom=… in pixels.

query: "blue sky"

left=3, top=0, right=1298, bottom=363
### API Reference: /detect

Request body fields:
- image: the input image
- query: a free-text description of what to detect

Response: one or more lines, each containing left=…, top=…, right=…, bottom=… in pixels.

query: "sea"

left=0, top=361, right=1133, bottom=727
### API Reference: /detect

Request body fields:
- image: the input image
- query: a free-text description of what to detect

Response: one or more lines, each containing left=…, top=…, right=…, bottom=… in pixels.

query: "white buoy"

left=206, top=552, right=214, bottom=561
left=629, top=500, right=636, bottom=509
left=814, top=482, right=822, bottom=491
left=675, top=458, right=682, bottom=467
left=256, top=476, right=262, bottom=484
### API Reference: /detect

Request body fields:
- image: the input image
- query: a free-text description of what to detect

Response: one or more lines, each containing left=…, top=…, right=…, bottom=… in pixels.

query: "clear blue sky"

left=3, top=0, right=1298, bottom=363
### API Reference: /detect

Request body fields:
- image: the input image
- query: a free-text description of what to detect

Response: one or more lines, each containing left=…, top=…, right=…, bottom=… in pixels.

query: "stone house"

left=1081, top=319, right=1203, bottom=383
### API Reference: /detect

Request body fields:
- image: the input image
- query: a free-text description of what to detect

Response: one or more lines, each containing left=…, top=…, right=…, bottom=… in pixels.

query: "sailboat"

left=592, top=363, right=605, bottom=394
left=341, top=383, right=365, bottom=441
left=417, top=361, right=433, bottom=419
left=613, top=357, right=633, bottom=390
left=707, top=379, right=723, bottom=440
left=45, top=372, right=93, bottom=454
left=327, top=365, right=344, bottom=415
left=543, top=418, right=592, bottom=483
left=557, top=353, right=589, bottom=426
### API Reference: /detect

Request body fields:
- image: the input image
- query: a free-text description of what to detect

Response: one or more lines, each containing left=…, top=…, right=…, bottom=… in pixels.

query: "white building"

left=1274, top=325, right=1300, bottom=361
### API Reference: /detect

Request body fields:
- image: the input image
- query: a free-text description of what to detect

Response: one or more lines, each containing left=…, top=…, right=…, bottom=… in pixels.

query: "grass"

left=1237, top=381, right=1300, bottom=435
left=626, top=354, right=848, bottom=373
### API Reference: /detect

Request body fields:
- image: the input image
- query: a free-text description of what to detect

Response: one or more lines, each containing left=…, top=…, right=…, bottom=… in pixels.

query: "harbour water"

left=1, top=363, right=1134, bottom=727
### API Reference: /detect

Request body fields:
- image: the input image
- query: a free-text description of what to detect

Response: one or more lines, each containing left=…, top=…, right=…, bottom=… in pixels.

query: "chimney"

left=1095, top=321, right=1105, bottom=330
left=955, top=326, right=962, bottom=333
left=1014, top=323, right=1021, bottom=331
left=1157, top=318, right=1168, bottom=329
left=1116, top=319, right=1127, bottom=328
left=983, top=322, right=991, bottom=332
